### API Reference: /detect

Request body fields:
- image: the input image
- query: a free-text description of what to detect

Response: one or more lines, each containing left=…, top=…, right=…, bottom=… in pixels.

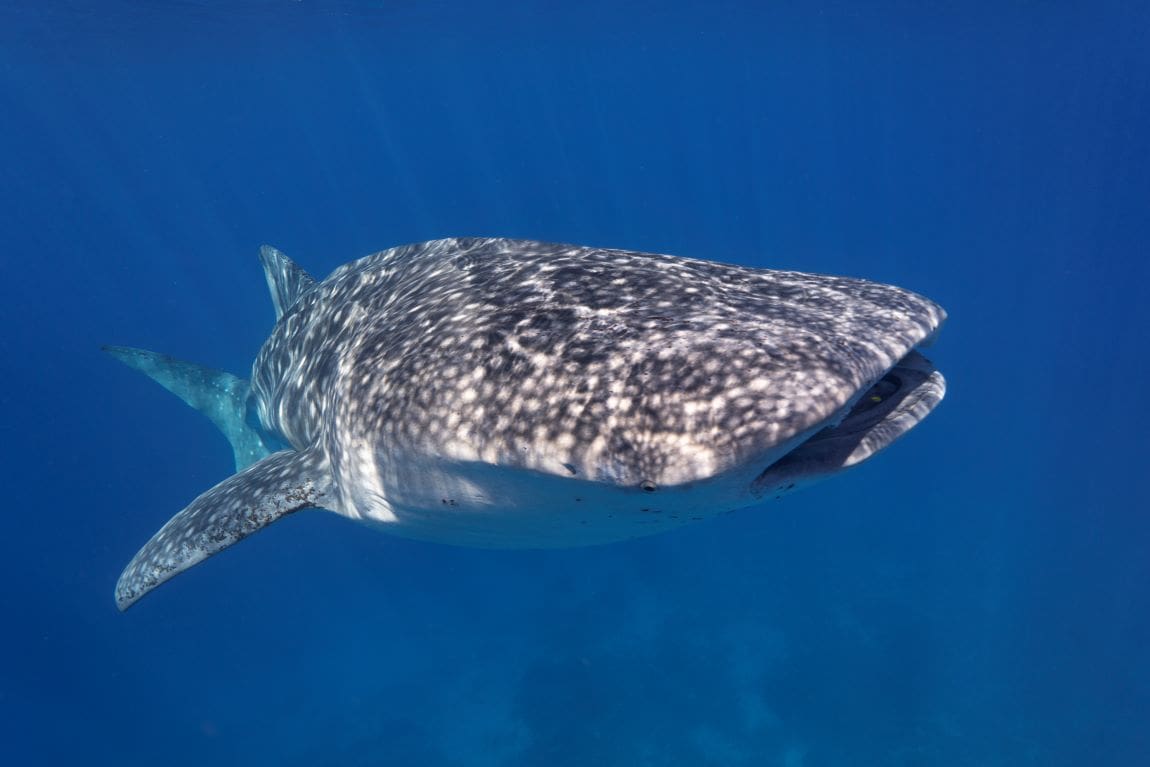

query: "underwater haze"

left=2, top=1, right=1149, bottom=765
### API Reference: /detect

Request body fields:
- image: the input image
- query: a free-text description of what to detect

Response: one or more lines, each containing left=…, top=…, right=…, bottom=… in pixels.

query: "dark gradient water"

left=2, top=2, right=1148, bottom=765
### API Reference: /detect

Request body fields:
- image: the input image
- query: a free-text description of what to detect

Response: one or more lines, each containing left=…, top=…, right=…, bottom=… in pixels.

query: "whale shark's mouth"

left=751, top=349, right=945, bottom=496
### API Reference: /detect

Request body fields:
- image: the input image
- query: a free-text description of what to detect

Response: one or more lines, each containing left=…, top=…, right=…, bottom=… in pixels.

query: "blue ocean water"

left=2, top=1, right=1148, bottom=764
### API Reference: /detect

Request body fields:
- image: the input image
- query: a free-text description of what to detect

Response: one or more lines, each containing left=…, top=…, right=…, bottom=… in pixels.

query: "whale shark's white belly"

left=329, top=448, right=770, bottom=548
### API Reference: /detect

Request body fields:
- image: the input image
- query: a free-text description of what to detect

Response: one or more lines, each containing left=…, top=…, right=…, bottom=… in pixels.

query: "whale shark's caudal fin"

left=102, top=345, right=280, bottom=471
left=259, top=244, right=316, bottom=320
left=115, top=447, right=332, bottom=610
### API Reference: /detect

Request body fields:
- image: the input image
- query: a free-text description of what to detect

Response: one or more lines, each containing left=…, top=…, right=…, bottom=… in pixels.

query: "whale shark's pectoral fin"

left=115, top=447, right=332, bottom=611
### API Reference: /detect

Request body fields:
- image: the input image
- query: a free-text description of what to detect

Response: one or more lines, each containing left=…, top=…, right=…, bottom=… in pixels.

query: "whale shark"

left=107, top=238, right=946, bottom=610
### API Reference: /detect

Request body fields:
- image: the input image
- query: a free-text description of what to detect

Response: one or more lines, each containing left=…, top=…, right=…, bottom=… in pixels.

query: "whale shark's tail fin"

left=115, top=447, right=332, bottom=610
left=102, top=346, right=280, bottom=471
left=259, top=244, right=316, bottom=320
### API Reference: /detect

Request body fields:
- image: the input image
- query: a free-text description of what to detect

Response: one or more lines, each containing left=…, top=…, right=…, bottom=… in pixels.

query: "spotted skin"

left=113, top=237, right=947, bottom=610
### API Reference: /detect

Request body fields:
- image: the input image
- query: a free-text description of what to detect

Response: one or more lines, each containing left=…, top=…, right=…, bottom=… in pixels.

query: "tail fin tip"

left=102, top=345, right=278, bottom=470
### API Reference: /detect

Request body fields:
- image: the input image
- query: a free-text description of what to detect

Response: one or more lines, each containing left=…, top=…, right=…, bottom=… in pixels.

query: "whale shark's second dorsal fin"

left=102, top=346, right=280, bottom=471
left=259, top=245, right=316, bottom=320
left=115, top=447, right=333, bottom=610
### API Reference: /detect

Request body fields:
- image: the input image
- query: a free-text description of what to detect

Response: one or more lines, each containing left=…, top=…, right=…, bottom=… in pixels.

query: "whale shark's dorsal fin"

left=259, top=245, right=316, bottom=320
left=115, top=447, right=332, bottom=610
left=102, top=346, right=279, bottom=471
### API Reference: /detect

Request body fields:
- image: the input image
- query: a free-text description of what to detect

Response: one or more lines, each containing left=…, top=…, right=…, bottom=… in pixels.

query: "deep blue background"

left=2, top=1, right=1148, bottom=765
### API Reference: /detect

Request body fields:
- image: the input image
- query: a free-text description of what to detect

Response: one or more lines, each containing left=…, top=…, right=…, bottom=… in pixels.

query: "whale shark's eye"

left=640, top=480, right=657, bottom=492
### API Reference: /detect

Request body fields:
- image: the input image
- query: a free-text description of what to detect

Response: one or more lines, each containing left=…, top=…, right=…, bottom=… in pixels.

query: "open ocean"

left=2, top=2, right=1148, bottom=765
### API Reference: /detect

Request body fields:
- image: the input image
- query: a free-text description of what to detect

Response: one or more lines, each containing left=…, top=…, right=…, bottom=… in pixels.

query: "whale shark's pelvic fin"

left=115, top=447, right=332, bottom=610
left=259, top=244, right=316, bottom=320
left=102, top=345, right=279, bottom=471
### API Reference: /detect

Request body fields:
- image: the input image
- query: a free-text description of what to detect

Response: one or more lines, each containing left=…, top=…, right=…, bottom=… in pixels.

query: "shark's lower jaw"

left=750, top=349, right=946, bottom=498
